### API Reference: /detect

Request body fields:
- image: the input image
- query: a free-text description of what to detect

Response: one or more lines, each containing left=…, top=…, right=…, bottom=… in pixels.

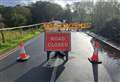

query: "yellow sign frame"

left=43, top=22, right=91, bottom=31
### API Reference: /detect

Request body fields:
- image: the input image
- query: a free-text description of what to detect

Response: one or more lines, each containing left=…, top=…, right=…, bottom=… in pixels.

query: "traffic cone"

left=88, top=41, right=102, bottom=64
left=17, top=42, right=30, bottom=62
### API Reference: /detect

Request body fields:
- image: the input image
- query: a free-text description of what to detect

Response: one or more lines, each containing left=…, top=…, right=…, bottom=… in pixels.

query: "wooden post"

left=0, top=22, right=5, bottom=43
left=0, top=31, right=5, bottom=43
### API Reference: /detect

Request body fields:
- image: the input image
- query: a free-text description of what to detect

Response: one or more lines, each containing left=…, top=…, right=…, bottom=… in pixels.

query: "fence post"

left=19, top=28, right=23, bottom=36
left=0, top=30, right=5, bottom=43
left=0, top=22, right=5, bottom=43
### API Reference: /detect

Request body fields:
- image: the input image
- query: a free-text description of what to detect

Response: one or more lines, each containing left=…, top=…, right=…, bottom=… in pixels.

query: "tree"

left=0, top=5, right=5, bottom=14
left=100, top=18, right=120, bottom=44
left=93, top=0, right=120, bottom=32
left=10, top=13, right=27, bottom=26
left=71, top=1, right=93, bottom=22
left=60, top=4, right=72, bottom=22
left=31, top=1, right=64, bottom=23
left=14, top=5, right=32, bottom=24
left=0, top=5, right=31, bottom=27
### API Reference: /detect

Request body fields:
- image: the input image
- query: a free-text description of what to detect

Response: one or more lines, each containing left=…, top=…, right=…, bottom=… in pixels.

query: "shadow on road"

left=55, top=60, right=67, bottom=81
left=0, top=61, right=17, bottom=72
left=92, top=64, right=98, bottom=82
left=14, top=60, right=67, bottom=82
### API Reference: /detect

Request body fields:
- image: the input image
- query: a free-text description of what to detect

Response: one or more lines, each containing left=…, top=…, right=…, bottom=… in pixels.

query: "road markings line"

left=0, top=34, right=40, bottom=61
left=0, top=47, right=18, bottom=60
left=50, top=58, right=59, bottom=82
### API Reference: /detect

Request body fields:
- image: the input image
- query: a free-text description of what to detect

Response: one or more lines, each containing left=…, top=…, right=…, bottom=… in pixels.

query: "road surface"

left=0, top=32, right=120, bottom=82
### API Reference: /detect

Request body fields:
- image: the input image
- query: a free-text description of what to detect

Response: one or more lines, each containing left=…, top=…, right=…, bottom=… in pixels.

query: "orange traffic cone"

left=88, top=40, right=102, bottom=64
left=17, top=42, right=30, bottom=61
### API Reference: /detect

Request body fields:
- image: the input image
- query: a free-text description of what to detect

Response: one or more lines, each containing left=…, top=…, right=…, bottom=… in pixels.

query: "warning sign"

left=43, top=22, right=91, bottom=31
left=45, top=32, right=71, bottom=51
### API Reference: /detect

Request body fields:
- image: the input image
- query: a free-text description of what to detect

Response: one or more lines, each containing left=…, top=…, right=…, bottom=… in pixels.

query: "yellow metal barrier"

left=42, top=22, right=91, bottom=31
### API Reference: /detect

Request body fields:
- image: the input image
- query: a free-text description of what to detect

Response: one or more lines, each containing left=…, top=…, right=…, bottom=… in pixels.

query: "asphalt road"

left=0, top=32, right=120, bottom=82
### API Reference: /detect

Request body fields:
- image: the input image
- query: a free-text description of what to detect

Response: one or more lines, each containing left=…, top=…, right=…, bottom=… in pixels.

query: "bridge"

left=0, top=23, right=120, bottom=82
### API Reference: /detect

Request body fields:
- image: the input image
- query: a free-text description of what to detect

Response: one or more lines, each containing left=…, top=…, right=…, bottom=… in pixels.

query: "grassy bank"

left=0, top=28, right=43, bottom=55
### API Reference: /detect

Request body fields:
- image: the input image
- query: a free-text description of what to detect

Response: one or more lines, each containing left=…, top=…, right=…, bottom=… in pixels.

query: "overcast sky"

left=0, top=0, right=94, bottom=7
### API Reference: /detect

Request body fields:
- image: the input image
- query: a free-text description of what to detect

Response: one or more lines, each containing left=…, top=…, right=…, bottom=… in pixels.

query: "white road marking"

left=0, top=47, right=18, bottom=60
left=0, top=34, right=40, bottom=61
left=50, top=58, right=60, bottom=82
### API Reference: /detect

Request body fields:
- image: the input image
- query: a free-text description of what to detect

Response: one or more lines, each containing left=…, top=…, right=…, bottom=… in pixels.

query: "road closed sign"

left=45, top=32, right=71, bottom=51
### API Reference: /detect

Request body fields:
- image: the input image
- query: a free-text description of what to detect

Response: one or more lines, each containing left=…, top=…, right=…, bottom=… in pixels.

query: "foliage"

left=0, top=0, right=120, bottom=44
left=31, top=1, right=64, bottom=23
left=71, top=1, right=93, bottom=22
left=10, top=13, right=27, bottom=26
left=100, top=18, right=120, bottom=44
left=0, top=28, right=41, bottom=55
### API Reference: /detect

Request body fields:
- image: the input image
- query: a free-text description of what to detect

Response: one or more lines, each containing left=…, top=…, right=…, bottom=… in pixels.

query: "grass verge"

left=0, top=31, right=41, bottom=55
